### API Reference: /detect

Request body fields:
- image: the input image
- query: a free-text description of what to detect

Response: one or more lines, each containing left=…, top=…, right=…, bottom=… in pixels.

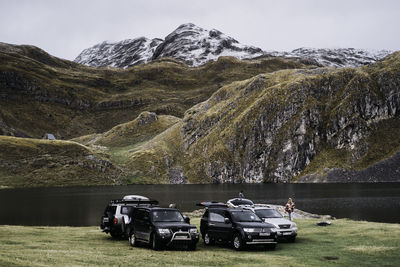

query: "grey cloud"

left=0, top=0, right=399, bottom=60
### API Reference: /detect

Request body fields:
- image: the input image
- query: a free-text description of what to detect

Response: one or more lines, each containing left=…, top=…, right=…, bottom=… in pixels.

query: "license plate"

left=259, top=233, right=270, bottom=236
left=283, top=232, right=292, bottom=235
left=103, top=218, right=109, bottom=223
left=174, top=236, right=190, bottom=240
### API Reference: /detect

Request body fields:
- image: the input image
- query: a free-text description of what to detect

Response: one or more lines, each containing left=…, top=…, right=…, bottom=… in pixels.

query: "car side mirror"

left=224, top=218, right=231, bottom=224
left=184, top=215, right=190, bottom=224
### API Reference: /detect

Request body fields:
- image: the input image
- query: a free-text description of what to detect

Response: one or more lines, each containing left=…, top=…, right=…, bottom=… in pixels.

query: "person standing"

left=285, top=198, right=295, bottom=221
left=238, top=190, right=245, bottom=198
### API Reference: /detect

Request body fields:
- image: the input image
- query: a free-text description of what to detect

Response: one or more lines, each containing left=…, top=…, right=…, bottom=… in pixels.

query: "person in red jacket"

left=285, top=198, right=295, bottom=221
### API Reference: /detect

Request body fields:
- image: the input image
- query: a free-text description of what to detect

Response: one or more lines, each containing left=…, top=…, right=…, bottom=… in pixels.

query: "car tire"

left=232, top=233, right=244, bottom=251
left=129, top=233, right=137, bottom=247
left=151, top=233, right=162, bottom=250
left=203, top=232, right=214, bottom=246
left=110, top=230, right=119, bottom=238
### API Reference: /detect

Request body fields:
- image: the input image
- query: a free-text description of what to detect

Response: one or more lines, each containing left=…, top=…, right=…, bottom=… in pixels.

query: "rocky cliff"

left=127, top=52, right=400, bottom=183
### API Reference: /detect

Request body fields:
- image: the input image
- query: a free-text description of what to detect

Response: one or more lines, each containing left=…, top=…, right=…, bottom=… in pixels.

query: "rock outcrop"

left=128, top=52, right=400, bottom=183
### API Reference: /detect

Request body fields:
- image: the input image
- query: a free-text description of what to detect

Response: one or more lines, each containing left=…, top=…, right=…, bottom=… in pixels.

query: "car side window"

left=105, top=205, right=116, bottom=216
left=209, top=212, right=225, bottom=223
left=143, top=211, right=150, bottom=222
left=121, top=206, right=132, bottom=215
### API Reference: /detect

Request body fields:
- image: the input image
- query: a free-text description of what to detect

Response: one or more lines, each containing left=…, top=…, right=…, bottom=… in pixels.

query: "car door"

left=219, top=210, right=233, bottom=241
left=141, top=211, right=152, bottom=242
left=208, top=209, right=227, bottom=241
left=133, top=209, right=147, bottom=240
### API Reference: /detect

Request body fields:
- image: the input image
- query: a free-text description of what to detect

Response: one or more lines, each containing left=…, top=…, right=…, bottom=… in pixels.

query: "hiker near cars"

left=285, top=198, right=295, bottom=221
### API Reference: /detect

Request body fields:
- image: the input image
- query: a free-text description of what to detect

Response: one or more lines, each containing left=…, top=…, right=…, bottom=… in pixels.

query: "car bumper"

left=157, top=232, right=199, bottom=247
left=243, top=232, right=277, bottom=245
left=277, top=228, right=297, bottom=239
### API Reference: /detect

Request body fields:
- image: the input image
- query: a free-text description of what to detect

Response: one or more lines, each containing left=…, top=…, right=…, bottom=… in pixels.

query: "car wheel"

left=110, top=230, right=119, bottom=238
left=233, top=233, right=244, bottom=251
left=203, top=232, right=214, bottom=246
left=151, top=233, right=162, bottom=250
left=129, top=233, right=137, bottom=247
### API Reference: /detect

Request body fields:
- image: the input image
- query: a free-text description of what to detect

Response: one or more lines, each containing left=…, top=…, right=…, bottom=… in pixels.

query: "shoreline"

left=184, top=205, right=335, bottom=221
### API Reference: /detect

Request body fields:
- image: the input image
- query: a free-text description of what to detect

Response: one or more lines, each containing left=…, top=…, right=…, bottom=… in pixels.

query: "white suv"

left=242, top=205, right=297, bottom=242
left=100, top=195, right=157, bottom=238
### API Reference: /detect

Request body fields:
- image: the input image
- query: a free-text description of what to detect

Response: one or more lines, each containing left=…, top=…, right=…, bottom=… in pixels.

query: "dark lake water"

left=1, top=183, right=399, bottom=226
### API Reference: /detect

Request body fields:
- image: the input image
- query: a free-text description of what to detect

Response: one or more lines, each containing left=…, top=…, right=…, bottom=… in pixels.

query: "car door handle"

left=209, top=223, right=215, bottom=226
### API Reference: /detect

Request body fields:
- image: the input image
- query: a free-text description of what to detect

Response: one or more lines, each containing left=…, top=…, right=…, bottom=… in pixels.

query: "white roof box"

left=122, top=195, right=149, bottom=201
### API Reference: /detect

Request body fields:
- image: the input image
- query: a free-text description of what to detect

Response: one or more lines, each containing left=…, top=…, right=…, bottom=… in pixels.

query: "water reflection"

left=0, top=183, right=399, bottom=226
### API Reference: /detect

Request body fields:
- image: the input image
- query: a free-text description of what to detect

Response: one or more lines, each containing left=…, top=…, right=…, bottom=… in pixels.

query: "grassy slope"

left=0, top=218, right=399, bottom=266
left=0, top=136, right=122, bottom=187
left=0, top=43, right=313, bottom=139
left=126, top=52, right=400, bottom=183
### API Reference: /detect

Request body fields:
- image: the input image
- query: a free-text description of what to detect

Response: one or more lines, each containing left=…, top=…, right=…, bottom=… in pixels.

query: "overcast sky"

left=1, top=0, right=399, bottom=60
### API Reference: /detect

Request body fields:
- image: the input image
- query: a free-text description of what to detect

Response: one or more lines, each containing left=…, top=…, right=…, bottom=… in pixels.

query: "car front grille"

left=170, top=227, right=189, bottom=233
left=279, top=224, right=291, bottom=229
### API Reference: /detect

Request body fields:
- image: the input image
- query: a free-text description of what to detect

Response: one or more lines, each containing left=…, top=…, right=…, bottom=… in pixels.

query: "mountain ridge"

left=75, top=23, right=392, bottom=69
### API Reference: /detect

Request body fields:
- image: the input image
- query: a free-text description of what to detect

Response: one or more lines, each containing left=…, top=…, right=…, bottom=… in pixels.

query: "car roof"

left=208, top=207, right=252, bottom=213
left=136, top=207, right=180, bottom=212
left=244, top=206, right=273, bottom=210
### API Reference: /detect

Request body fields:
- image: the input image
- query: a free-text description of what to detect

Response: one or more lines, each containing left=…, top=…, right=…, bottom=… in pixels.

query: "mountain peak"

left=74, top=24, right=392, bottom=69
left=74, top=24, right=264, bottom=68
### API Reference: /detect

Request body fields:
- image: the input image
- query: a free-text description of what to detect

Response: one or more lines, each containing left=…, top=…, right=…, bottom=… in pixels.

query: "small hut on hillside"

left=42, top=133, right=56, bottom=140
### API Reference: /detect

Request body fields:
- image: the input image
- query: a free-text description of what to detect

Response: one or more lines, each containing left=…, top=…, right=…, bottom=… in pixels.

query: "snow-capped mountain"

left=75, top=37, right=163, bottom=68
left=150, top=23, right=264, bottom=66
left=75, top=23, right=392, bottom=68
left=271, top=47, right=392, bottom=68
left=75, top=23, right=264, bottom=68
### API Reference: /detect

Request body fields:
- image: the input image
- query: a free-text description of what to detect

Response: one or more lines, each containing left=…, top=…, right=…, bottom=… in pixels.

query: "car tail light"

left=114, top=218, right=118, bottom=225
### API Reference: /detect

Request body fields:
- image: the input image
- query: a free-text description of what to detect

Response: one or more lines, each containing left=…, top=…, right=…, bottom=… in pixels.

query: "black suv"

left=200, top=207, right=278, bottom=250
left=100, top=195, right=157, bottom=238
left=127, top=207, right=199, bottom=250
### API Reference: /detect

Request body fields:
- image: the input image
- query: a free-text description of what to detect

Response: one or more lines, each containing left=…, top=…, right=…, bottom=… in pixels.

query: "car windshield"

left=231, top=210, right=262, bottom=222
left=152, top=210, right=184, bottom=222
left=255, top=209, right=283, bottom=218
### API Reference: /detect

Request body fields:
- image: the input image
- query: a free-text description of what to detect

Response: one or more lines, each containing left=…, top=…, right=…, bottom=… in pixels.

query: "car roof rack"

left=110, top=199, right=159, bottom=205
left=253, top=204, right=271, bottom=208
left=196, top=201, right=228, bottom=208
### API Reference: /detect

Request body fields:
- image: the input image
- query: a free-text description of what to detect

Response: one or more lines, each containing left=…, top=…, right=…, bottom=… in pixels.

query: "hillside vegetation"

left=1, top=42, right=400, bottom=186
left=0, top=42, right=312, bottom=139
left=0, top=136, right=122, bottom=187
left=126, top=52, right=400, bottom=183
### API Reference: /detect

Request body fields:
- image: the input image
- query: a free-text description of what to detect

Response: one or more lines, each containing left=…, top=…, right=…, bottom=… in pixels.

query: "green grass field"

left=0, top=218, right=399, bottom=266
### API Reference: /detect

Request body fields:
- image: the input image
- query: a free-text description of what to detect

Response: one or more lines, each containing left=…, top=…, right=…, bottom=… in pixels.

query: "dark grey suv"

left=128, top=207, right=199, bottom=250
left=200, top=207, right=278, bottom=250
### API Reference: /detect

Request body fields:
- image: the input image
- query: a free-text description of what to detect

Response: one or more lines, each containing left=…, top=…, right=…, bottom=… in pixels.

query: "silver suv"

left=243, top=205, right=297, bottom=242
left=100, top=195, right=158, bottom=238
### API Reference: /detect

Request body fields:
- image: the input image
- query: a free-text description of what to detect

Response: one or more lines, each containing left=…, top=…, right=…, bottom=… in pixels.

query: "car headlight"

left=243, top=228, right=256, bottom=233
left=292, top=226, right=298, bottom=232
left=270, top=228, right=278, bottom=233
left=157, top=228, right=171, bottom=234
left=189, top=228, right=198, bottom=234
